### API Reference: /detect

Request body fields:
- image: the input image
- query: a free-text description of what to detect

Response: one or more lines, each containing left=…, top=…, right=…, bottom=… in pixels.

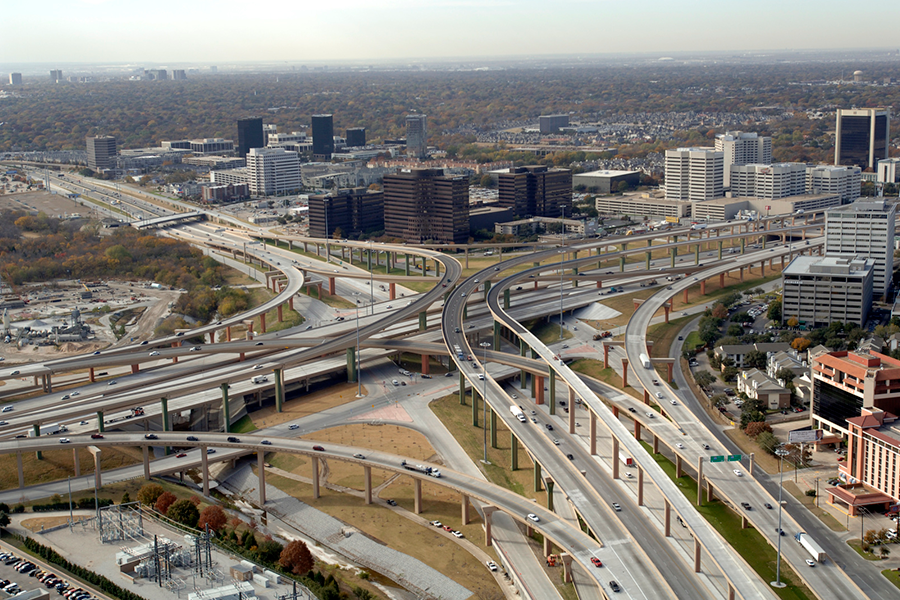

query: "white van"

left=251, top=375, right=268, bottom=384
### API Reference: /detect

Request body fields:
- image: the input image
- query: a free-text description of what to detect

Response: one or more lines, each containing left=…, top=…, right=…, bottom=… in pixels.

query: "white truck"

left=619, top=451, right=634, bottom=467
left=639, top=353, right=652, bottom=369
left=795, top=532, right=827, bottom=562
left=29, top=423, right=66, bottom=437
left=510, top=405, right=527, bottom=423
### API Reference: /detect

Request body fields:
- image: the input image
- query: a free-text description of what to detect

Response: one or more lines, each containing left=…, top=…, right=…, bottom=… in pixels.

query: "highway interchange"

left=1, top=169, right=895, bottom=600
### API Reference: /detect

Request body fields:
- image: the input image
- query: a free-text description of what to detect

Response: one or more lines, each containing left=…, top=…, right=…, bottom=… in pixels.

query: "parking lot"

left=0, top=547, right=99, bottom=600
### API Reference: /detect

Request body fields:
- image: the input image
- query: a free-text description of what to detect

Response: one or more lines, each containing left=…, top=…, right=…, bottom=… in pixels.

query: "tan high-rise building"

left=383, top=168, right=468, bottom=244
left=86, top=136, right=117, bottom=171
left=715, top=131, right=772, bottom=187
left=664, top=148, right=723, bottom=202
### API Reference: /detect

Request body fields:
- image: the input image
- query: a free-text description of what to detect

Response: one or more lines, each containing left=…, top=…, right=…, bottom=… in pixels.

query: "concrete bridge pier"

left=549, top=371, right=556, bottom=416
left=97, top=411, right=104, bottom=433
left=16, top=452, right=23, bottom=489
left=568, top=388, right=576, bottom=433
left=534, top=460, right=543, bottom=492
left=612, top=437, right=620, bottom=479
left=511, top=433, right=518, bottom=470
left=201, top=447, right=210, bottom=496
left=364, top=466, right=372, bottom=504
left=142, top=446, right=150, bottom=480
left=461, top=494, right=470, bottom=524
left=275, top=368, right=284, bottom=412
left=312, top=456, right=320, bottom=499
left=589, top=412, right=597, bottom=455
left=621, top=358, right=629, bottom=387
left=257, top=451, right=266, bottom=505
left=220, top=383, right=231, bottom=433
left=483, top=506, right=498, bottom=546
left=637, top=466, right=644, bottom=506
left=414, top=478, right=422, bottom=514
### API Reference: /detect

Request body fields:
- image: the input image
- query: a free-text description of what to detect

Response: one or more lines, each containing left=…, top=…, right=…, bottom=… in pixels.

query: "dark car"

left=312, top=445, right=325, bottom=451
left=144, top=434, right=158, bottom=440
left=566, top=454, right=574, bottom=460
left=386, top=499, right=397, bottom=506
left=90, top=433, right=103, bottom=439
left=227, top=436, right=240, bottom=443
left=187, top=436, right=199, bottom=441
left=609, top=581, right=620, bottom=593
left=764, top=503, right=773, bottom=510
left=545, top=423, right=554, bottom=431
left=741, top=502, right=751, bottom=510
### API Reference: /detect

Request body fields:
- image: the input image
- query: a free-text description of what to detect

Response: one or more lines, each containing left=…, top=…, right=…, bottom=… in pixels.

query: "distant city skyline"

left=4, top=0, right=900, bottom=65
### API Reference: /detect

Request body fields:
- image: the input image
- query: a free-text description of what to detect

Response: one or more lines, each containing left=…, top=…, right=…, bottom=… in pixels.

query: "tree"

left=258, top=539, right=284, bottom=563
left=787, top=317, right=799, bottom=328
left=137, top=483, right=165, bottom=506
left=155, top=492, right=177, bottom=515
left=775, top=368, right=796, bottom=385
left=0, top=513, right=9, bottom=528
left=745, top=421, right=773, bottom=439
left=791, top=337, right=812, bottom=352
left=197, top=505, right=227, bottom=532
left=694, top=371, right=716, bottom=389
left=167, top=499, right=199, bottom=528
left=479, top=174, right=495, bottom=188
left=744, top=350, right=767, bottom=370
left=121, top=492, right=131, bottom=504
left=727, top=324, right=744, bottom=337
left=880, top=545, right=891, bottom=560
left=767, top=300, right=782, bottom=322
left=278, top=540, right=315, bottom=575
left=757, top=431, right=779, bottom=453
left=711, top=303, right=728, bottom=320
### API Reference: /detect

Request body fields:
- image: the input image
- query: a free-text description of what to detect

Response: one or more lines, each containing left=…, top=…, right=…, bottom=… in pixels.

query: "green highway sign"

left=710, top=456, right=725, bottom=463
left=728, top=454, right=742, bottom=462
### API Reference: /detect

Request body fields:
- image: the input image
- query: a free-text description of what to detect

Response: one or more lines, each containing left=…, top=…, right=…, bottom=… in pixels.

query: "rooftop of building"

left=827, top=200, right=896, bottom=214
left=575, top=169, right=640, bottom=177
left=725, top=193, right=839, bottom=204
left=740, top=368, right=788, bottom=392
left=783, top=255, right=875, bottom=277
left=813, top=350, right=900, bottom=381
left=667, top=147, right=720, bottom=154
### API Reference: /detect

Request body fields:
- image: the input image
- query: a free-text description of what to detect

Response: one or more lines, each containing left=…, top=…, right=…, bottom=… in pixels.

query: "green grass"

left=684, top=331, right=704, bottom=352
left=882, top=569, right=900, bottom=590
left=640, top=441, right=814, bottom=600
left=848, top=539, right=887, bottom=561
left=527, top=319, right=574, bottom=344
left=230, top=415, right=258, bottom=433
left=569, top=358, right=642, bottom=400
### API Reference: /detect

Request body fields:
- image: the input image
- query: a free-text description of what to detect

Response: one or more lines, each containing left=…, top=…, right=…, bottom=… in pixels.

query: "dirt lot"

left=0, top=190, right=88, bottom=217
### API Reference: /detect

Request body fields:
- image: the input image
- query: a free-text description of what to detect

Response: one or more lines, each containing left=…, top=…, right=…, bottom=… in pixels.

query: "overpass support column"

left=667, top=362, right=674, bottom=383
left=461, top=494, right=470, bottom=524
left=484, top=280, right=491, bottom=300
left=459, top=371, right=466, bottom=406
left=760, top=261, right=765, bottom=275
left=653, top=433, right=659, bottom=454
left=89, top=367, right=95, bottom=382
left=612, top=437, right=620, bottom=480
left=414, top=478, right=422, bottom=514
left=589, top=412, right=597, bottom=455
left=16, top=453, right=23, bottom=489
left=404, top=254, right=410, bottom=275
left=603, top=344, right=609, bottom=368
left=220, top=383, right=231, bottom=433
left=621, top=358, right=629, bottom=387
left=97, top=411, right=104, bottom=433
left=535, top=376, right=544, bottom=404
left=483, top=506, right=497, bottom=546
left=389, top=282, right=396, bottom=300
left=472, top=390, right=479, bottom=427
left=543, top=534, right=552, bottom=559
left=646, top=252, right=652, bottom=270
left=749, top=452, right=755, bottom=476
left=312, top=456, right=320, bottom=499
left=328, top=277, right=336, bottom=295
left=676, top=454, right=683, bottom=478
left=694, top=538, right=702, bottom=573
left=695, top=244, right=700, bottom=264
left=142, top=446, right=150, bottom=480
left=700, top=280, right=706, bottom=295
left=683, top=288, right=689, bottom=304
left=534, top=461, right=543, bottom=492
left=275, top=368, right=284, bottom=412
left=637, top=466, right=644, bottom=506
left=418, top=311, right=426, bottom=331
left=664, top=500, right=671, bottom=536
left=161, top=397, right=170, bottom=455
left=519, top=339, right=528, bottom=389
left=226, top=326, right=232, bottom=341
left=346, top=348, right=357, bottom=382
left=548, top=371, right=556, bottom=416
left=257, top=451, right=266, bottom=505
left=671, top=247, right=677, bottom=268
left=740, top=238, right=746, bottom=255
left=364, top=467, right=372, bottom=504
left=664, top=305, right=670, bottom=323
left=739, top=266, right=744, bottom=282
left=619, top=256, right=626, bottom=272
left=72, top=448, right=80, bottom=477
left=634, top=419, right=641, bottom=440
left=568, top=388, right=575, bottom=434
left=720, top=272, right=725, bottom=288
left=511, top=433, right=518, bottom=470
left=612, top=405, right=619, bottom=417
left=503, top=288, right=510, bottom=309
left=728, top=584, right=736, bottom=600
left=697, top=457, right=704, bottom=507
left=277, top=304, right=283, bottom=323
left=492, top=320, right=500, bottom=350
left=421, top=355, right=429, bottom=375
left=489, top=406, right=497, bottom=448
left=90, top=448, right=101, bottom=490
left=259, top=313, right=267, bottom=333
left=644, top=389, right=650, bottom=404
left=201, top=446, right=209, bottom=496
left=546, top=480, right=554, bottom=513
left=561, top=555, right=574, bottom=583
left=33, top=425, right=42, bottom=460
left=718, top=240, right=723, bottom=260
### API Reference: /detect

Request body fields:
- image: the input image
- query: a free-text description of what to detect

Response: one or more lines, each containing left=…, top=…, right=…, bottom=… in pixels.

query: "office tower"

left=825, top=200, right=896, bottom=300
left=539, top=114, right=569, bottom=134
left=405, top=115, right=427, bottom=159
left=715, top=131, right=772, bottom=187
left=86, top=135, right=117, bottom=171
left=834, top=108, right=890, bottom=170
left=237, top=117, right=264, bottom=158
left=49, top=70, right=62, bottom=83
left=877, top=158, right=900, bottom=183
left=806, top=165, right=861, bottom=203
left=147, top=69, right=167, bottom=81
left=311, top=114, right=334, bottom=159
left=498, top=166, right=572, bottom=218
left=245, top=147, right=301, bottom=196
left=345, top=127, right=366, bottom=147
left=171, top=70, right=187, bottom=80
left=728, top=163, right=806, bottom=199
left=664, top=148, right=723, bottom=202
left=8, top=73, right=22, bottom=85
left=308, top=188, right=384, bottom=238
left=262, top=124, right=277, bottom=146
left=383, top=168, right=469, bottom=244
left=781, top=255, right=874, bottom=328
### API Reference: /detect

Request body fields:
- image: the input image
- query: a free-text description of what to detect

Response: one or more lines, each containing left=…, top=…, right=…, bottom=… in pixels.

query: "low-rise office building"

left=494, top=216, right=584, bottom=236
left=691, top=193, right=841, bottom=221
left=595, top=193, right=691, bottom=219
left=308, top=188, right=384, bottom=238
left=736, top=369, right=791, bottom=409
left=837, top=407, right=900, bottom=504
left=782, top=255, right=874, bottom=328
left=572, top=170, right=640, bottom=194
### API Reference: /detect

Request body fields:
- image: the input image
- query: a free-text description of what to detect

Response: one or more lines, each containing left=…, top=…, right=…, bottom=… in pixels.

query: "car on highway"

left=764, top=503, right=773, bottom=510
left=566, top=453, right=574, bottom=460
left=149, top=351, right=160, bottom=357
left=190, top=346, right=200, bottom=352
left=261, top=440, right=272, bottom=445
left=740, top=502, right=751, bottom=510
left=187, top=436, right=199, bottom=441
left=552, top=439, right=560, bottom=445
left=733, top=469, right=743, bottom=477
left=288, top=424, right=299, bottom=430
left=676, top=443, right=684, bottom=449
left=545, top=423, right=554, bottom=431
left=627, top=407, right=636, bottom=413
left=645, top=412, right=654, bottom=418
left=176, top=453, right=187, bottom=458
left=609, top=580, right=621, bottom=592
left=670, top=399, right=677, bottom=405
left=430, top=520, right=442, bottom=527
left=145, top=434, right=158, bottom=440
left=107, top=380, right=117, bottom=386
left=612, top=503, right=621, bottom=512
left=59, top=438, right=70, bottom=444
left=486, top=560, right=498, bottom=571
left=805, top=559, right=815, bottom=567
left=90, top=434, right=103, bottom=439
left=353, top=453, right=366, bottom=459
left=386, top=499, right=397, bottom=506
left=526, top=513, right=540, bottom=522
left=227, top=436, right=240, bottom=443
left=206, top=448, right=216, bottom=454
left=702, top=444, right=710, bottom=450
left=1, top=406, right=13, bottom=413
left=312, top=445, right=325, bottom=451
left=655, top=392, right=663, bottom=399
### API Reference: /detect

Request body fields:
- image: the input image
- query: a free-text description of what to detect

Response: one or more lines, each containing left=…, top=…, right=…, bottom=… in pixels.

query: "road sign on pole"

left=710, top=456, right=725, bottom=463
left=728, top=454, right=742, bottom=462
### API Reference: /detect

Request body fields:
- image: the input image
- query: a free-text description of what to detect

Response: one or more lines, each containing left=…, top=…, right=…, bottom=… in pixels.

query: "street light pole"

left=324, top=198, right=330, bottom=265
left=353, top=293, right=364, bottom=399
left=559, top=248, right=565, bottom=340
left=772, top=447, right=789, bottom=588
left=479, top=341, right=491, bottom=465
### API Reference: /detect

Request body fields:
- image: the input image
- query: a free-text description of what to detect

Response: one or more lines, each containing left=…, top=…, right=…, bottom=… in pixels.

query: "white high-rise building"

left=729, top=163, right=806, bottom=199
left=806, top=165, right=861, bottom=203
left=715, top=131, right=772, bottom=187
left=405, top=115, right=427, bottom=159
left=825, top=200, right=896, bottom=300
left=245, top=147, right=301, bottom=196
left=664, top=148, right=723, bottom=202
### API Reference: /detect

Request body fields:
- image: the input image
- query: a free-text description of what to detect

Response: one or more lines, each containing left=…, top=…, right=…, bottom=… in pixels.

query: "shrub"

left=167, top=499, right=199, bottom=528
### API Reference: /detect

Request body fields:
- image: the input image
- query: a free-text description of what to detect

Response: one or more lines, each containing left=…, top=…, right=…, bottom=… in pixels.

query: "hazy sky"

left=4, top=0, right=899, bottom=64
